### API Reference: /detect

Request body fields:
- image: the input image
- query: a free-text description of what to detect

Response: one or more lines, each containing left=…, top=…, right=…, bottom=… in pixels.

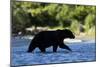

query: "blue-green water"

left=11, top=37, right=96, bottom=66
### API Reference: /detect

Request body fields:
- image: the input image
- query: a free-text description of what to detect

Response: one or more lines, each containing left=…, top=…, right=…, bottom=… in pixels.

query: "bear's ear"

left=64, top=29, right=72, bottom=32
left=56, top=29, right=61, bottom=31
left=56, top=29, right=63, bottom=33
left=64, top=29, right=68, bottom=31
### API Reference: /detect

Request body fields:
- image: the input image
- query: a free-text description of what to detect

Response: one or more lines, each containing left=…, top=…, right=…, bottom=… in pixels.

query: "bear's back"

left=34, top=31, right=58, bottom=43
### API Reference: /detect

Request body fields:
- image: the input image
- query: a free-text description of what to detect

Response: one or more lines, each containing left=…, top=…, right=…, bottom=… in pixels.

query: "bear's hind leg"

left=27, top=44, right=36, bottom=53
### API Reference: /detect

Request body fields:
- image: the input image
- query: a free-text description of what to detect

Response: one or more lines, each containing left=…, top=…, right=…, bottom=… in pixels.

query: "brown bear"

left=27, top=29, right=75, bottom=53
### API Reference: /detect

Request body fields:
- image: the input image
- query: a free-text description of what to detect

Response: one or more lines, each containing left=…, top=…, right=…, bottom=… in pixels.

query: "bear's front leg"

left=59, top=43, right=72, bottom=51
left=53, top=45, right=58, bottom=52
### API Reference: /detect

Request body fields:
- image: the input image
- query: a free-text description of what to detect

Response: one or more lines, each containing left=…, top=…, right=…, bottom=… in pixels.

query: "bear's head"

left=64, top=29, right=75, bottom=39
left=57, top=29, right=75, bottom=39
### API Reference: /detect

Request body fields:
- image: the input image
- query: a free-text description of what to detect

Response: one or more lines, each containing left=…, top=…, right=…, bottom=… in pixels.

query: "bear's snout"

left=72, top=35, right=75, bottom=39
left=70, top=34, right=75, bottom=39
